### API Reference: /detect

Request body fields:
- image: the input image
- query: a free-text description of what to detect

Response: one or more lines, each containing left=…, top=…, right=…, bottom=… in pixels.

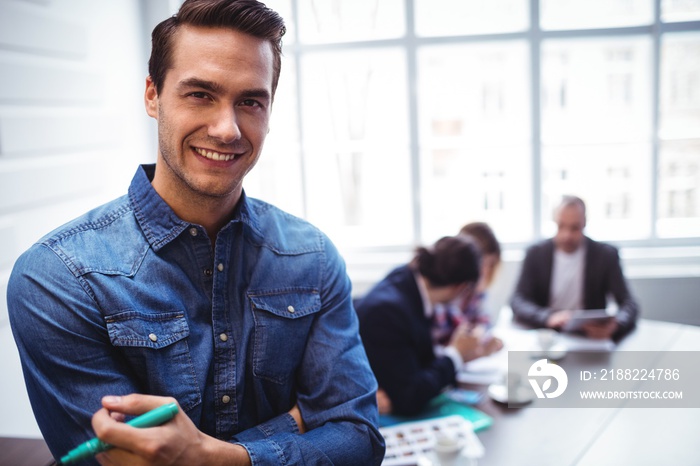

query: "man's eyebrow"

left=240, top=89, right=272, bottom=101
left=177, top=78, right=224, bottom=94
left=176, top=78, right=270, bottom=101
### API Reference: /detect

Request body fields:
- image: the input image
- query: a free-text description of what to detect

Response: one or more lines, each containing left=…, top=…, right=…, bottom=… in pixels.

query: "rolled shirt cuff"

left=442, top=345, right=465, bottom=373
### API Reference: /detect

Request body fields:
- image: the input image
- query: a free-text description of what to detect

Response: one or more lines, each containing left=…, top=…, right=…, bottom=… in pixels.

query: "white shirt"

left=549, top=245, right=586, bottom=311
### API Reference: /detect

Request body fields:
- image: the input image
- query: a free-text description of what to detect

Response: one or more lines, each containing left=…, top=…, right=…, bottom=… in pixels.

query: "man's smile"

left=194, top=146, right=239, bottom=162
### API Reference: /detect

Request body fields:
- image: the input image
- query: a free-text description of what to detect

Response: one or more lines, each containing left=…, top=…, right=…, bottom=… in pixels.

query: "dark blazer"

left=510, top=237, right=639, bottom=340
left=355, top=265, right=456, bottom=416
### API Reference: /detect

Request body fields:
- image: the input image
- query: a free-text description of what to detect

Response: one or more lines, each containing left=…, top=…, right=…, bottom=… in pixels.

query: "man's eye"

left=241, top=99, right=261, bottom=107
left=189, top=92, right=210, bottom=99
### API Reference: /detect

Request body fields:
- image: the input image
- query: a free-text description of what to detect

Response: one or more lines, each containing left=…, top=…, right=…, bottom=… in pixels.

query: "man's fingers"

left=101, top=394, right=179, bottom=416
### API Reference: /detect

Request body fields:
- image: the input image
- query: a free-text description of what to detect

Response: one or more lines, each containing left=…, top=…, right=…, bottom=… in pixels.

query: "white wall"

left=0, top=0, right=154, bottom=438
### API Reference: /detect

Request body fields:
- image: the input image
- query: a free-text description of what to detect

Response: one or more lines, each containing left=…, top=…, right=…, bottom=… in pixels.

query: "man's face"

left=145, top=25, right=274, bottom=205
left=554, top=204, right=586, bottom=253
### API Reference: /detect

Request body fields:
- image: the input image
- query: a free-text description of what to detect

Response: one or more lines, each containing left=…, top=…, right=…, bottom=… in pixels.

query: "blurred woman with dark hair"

left=356, top=235, right=502, bottom=416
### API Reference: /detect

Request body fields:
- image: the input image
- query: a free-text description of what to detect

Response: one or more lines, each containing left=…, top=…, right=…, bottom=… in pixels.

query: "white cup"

left=537, top=328, right=557, bottom=352
left=433, top=433, right=465, bottom=466
left=506, top=371, right=523, bottom=394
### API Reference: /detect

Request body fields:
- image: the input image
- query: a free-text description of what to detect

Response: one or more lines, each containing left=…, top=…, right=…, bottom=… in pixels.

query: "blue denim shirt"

left=8, top=165, right=384, bottom=465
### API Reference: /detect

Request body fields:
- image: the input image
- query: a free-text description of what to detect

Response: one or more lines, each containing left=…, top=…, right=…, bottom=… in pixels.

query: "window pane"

left=662, top=0, right=700, bottom=22
left=541, top=37, right=653, bottom=239
left=540, top=0, right=653, bottom=30
left=541, top=144, right=652, bottom=240
left=417, top=42, right=532, bottom=243
left=659, top=33, right=700, bottom=139
left=297, top=0, right=405, bottom=44
left=300, top=49, right=412, bottom=248
left=657, top=33, right=700, bottom=237
left=414, top=0, right=529, bottom=37
left=542, top=38, right=652, bottom=143
left=245, top=56, right=304, bottom=217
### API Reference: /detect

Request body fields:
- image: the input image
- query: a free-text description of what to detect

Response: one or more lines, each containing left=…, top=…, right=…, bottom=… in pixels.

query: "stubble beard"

left=157, top=107, right=244, bottom=205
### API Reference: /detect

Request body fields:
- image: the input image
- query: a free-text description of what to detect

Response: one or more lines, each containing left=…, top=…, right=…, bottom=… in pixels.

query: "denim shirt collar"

left=128, top=164, right=260, bottom=251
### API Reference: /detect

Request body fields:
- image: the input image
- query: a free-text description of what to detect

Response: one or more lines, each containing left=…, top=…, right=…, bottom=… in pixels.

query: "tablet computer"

left=562, top=308, right=616, bottom=332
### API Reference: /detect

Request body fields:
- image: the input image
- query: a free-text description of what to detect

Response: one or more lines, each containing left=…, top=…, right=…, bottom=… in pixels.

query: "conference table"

left=462, top=315, right=700, bottom=466
left=0, top=436, right=52, bottom=466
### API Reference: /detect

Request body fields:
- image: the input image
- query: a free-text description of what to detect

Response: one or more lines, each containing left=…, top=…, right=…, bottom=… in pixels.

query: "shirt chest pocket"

left=105, top=311, right=201, bottom=412
left=249, top=290, right=321, bottom=384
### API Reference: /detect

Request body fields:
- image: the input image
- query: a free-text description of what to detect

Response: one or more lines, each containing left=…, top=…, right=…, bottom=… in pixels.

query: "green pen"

left=56, top=402, right=179, bottom=465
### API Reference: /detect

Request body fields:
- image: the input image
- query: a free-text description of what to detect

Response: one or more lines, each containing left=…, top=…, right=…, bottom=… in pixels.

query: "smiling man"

left=7, top=1, right=384, bottom=465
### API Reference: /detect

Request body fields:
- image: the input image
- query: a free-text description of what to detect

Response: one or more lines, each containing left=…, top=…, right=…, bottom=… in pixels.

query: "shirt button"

left=287, top=305, right=295, bottom=313
left=222, top=395, right=231, bottom=404
left=219, top=333, right=228, bottom=342
left=204, top=268, right=213, bottom=277
left=189, top=227, right=198, bottom=237
left=148, top=333, right=158, bottom=342
left=217, top=263, right=224, bottom=272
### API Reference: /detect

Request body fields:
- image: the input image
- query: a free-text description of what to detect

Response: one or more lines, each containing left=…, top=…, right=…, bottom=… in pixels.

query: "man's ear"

left=144, top=76, right=158, bottom=119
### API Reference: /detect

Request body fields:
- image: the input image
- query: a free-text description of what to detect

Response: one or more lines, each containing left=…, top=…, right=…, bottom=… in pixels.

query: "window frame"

left=261, top=0, right=700, bottom=251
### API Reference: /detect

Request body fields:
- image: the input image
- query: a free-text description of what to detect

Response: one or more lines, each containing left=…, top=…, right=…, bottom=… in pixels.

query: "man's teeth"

left=195, top=148, right=235, bottom=161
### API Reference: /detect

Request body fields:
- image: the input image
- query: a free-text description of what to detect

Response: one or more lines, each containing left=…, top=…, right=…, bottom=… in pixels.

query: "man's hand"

left=288, top=404, right=306, bottom=434
left=93, top=394, right=251, bottom=466
left=546, top=310, right=573, bottom=330
left=581, top=319, right=618, bottom=340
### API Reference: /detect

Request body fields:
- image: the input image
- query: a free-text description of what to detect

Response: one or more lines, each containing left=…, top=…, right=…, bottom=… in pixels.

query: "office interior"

left=0, top=0, right=698, bottom=464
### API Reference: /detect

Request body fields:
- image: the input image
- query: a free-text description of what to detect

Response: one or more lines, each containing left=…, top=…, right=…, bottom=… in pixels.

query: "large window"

left=540, top=36, right=653, bottom=240
left=247, top=0, right=700, bottom=250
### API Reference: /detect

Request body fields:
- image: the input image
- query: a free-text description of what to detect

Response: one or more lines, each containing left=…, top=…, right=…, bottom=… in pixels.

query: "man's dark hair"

left=148, top=0, right=286, bottom=96
left=413, top=235, right=481, bottom=287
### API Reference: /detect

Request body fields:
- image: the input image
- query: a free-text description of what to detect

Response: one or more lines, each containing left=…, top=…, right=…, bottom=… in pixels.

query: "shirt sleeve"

left=441, top=345, right=465, bottom=372
left=606, top=247, right=639, bottom=340
left=8, top=244, right=141, bottom=465
left=510, top=247, right=552, bottom=327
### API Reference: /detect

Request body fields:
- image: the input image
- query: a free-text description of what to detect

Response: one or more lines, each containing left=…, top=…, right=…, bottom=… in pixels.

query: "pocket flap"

left=106, top=311, right=190, bottom=349
left=249, top=290, right=321, bottom=319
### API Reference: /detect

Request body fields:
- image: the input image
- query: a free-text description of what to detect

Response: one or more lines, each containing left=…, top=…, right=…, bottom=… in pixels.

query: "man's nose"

left=209, top=106, right=241, bottom=143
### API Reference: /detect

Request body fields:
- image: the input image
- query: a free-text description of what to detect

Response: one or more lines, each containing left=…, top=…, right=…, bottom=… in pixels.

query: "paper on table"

left=457, top=327, right=516, bottom=384
left=492, top=325, right=616, bottom=352
left=457, top=349, right=507, bottom=385
left=557, top=333, right=616, bottom=352
left=457, top=326, right=615, bottom=384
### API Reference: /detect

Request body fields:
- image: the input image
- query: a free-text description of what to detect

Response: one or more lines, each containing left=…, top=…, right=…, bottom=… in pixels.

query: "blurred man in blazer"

left=510, top=195, right=639, bottom=341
